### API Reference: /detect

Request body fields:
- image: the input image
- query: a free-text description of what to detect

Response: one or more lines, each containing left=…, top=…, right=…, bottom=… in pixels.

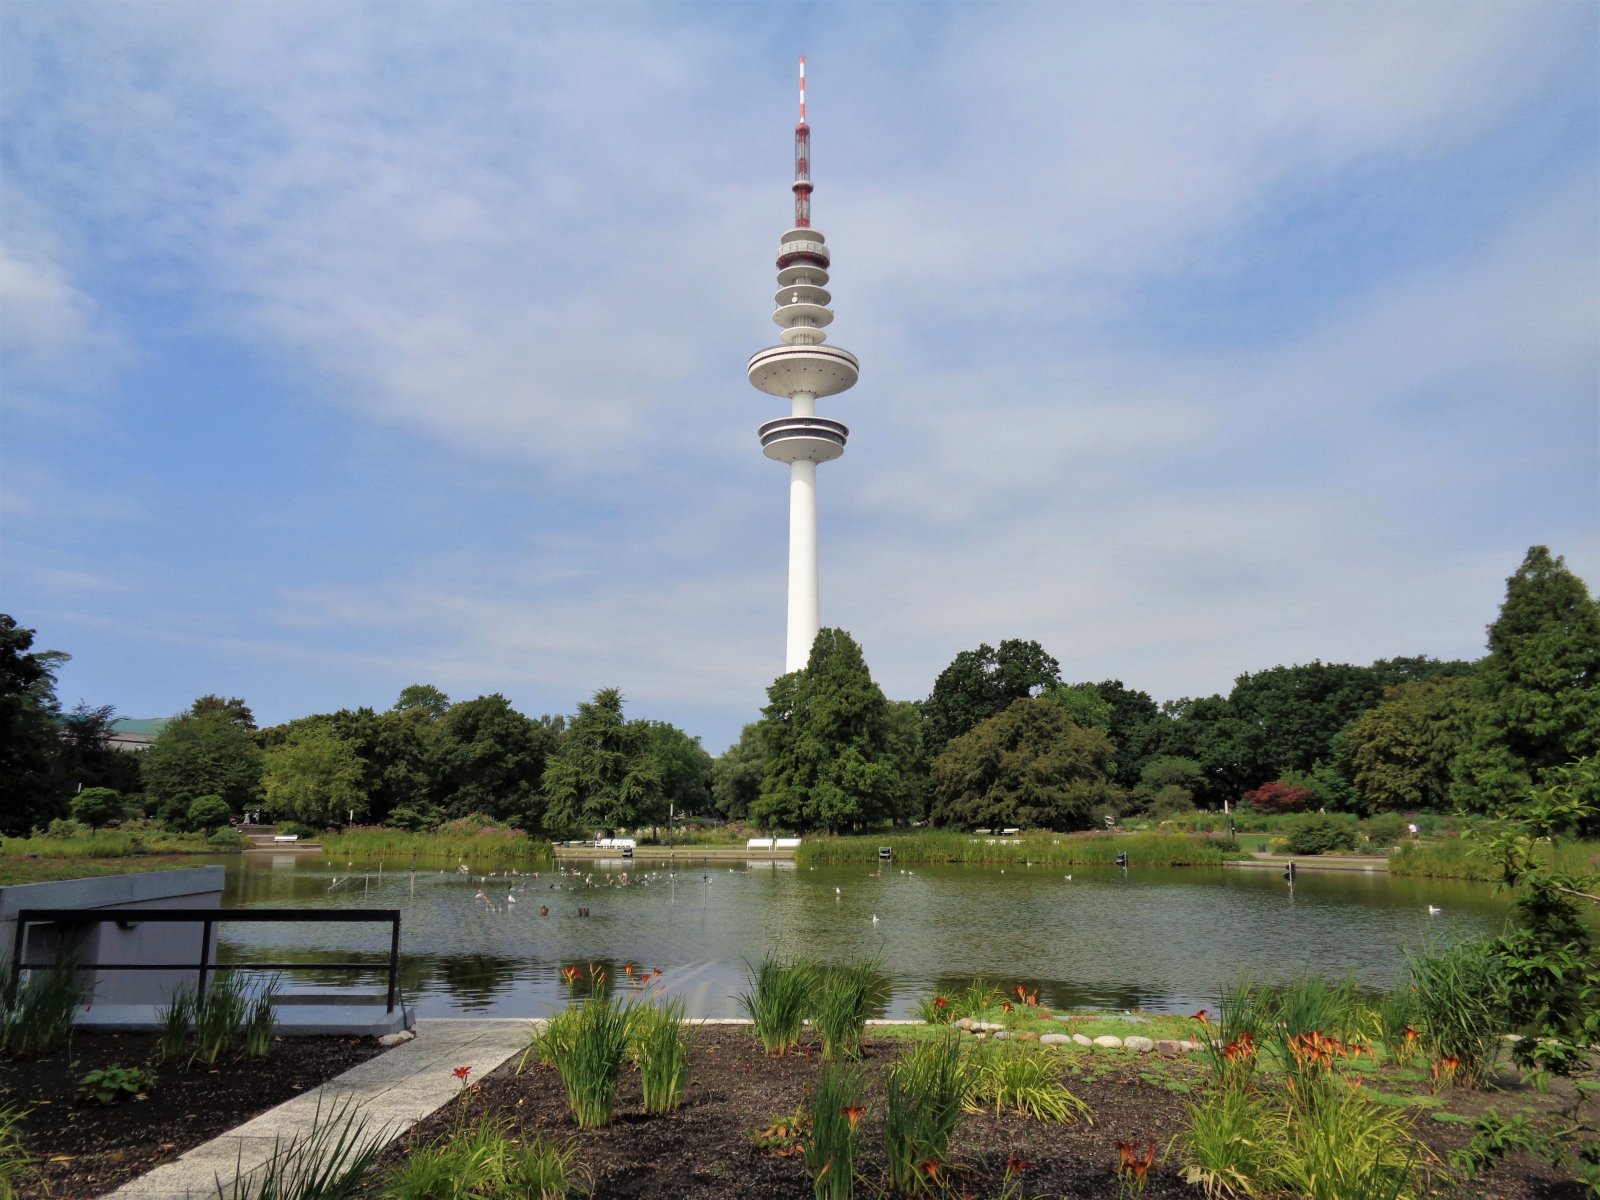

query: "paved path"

left=105, top=1019, right=534, bottom=1200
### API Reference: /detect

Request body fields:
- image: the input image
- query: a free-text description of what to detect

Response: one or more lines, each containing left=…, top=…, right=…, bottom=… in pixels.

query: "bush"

left=273, top=820, right=317, bottom=838
left=185, top=795, right=232, bottom=832
left=1363, top=812, right=1406, bottom=847
left=1283, top=813, right=1359, bottom=855
left=385, top=805, right=442, bottom=832
left=1242, top=781, right=1314, bottom=814
left=208, top=827, right=249, bottom=849
left=70, top=788, right=123, bottom=829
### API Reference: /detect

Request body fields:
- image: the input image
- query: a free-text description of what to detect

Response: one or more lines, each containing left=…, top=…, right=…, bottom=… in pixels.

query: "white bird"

left=506, top=894, right=516, bottom=904
left=1064, top=875, right=1072, bottom=881
left=1427, top=905, right=1441, bottom=916
left=835, top=887, right=842, bottom=895
left=871, top=914, right=880, bottom=924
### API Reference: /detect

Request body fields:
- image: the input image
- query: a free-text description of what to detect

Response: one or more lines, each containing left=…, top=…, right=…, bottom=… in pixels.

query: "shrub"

left=208, top=827, right=249, bottom=849
left=884, top=1032, right=969, bottom=1193
left=384, top=1118, right=576, bottom=1200
left=70, top=788, right=123, bottom=828
left=628, top=998, right=688, bottom=1113
left=811, top=960, right=878, bottom=1061
left=964, top=1044, right=1090, bottom=1122
left=1407, top=938, right=1506, bottom=1089
left=738, top=954, right=814, bottom=1057
left=534, top=997, right=631, bottom=1128
left=186, top=795, right=232, bottom=832
left=1242, top=781, right=1313, bottom=814
left=1283, top=814, right=1359, bottom=856
left=803, top=1064, right=861, bottom=1200
left=0, top=1104, right=35, bottom=1200
left=274, top=820, right=317, bottom=838
left=0, top=959, right=86, bottom=1058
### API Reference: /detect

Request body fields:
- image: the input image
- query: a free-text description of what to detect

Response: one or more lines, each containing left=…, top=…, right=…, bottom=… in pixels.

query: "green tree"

left=185, top=794, right=233, bottom=832
left=543, top=688, right=661, bottom=836
left=1154, top=694, right=1238, bottom=806
left=58, top=702, right=140, bottom=795
left=70, top=786, right=124, bottom=828
left=1454, top=546, right=1600, bottom=813
left=920, top=639, right=1061, bottom=756
left=752, top=628, right=902, bottom=834
left=143, top=709, right=262, bottom=814
left=883, top=699, right=931, bottom=824
left=261, top=726, right=368, bottom=825
left=712, top=723, right=765, bottom=821
left=0, top=615, right=69, bottom=834
left=393, top=684, right=451, bottom=719
left=1044, top=683, right=1113, bottom=730
left=437, top=694, right=556, bottom=828
left=1347, top=676, right=1476, bottom=812
left=928, top=697, right=1122, bottom=831
left=1132, top=756, right=1205, bottom=814
left=643, top=721, right=714, bottom=823
left=189, top=694, right=257, bottom=729
left=1092, top=680, right=1164, bottom=788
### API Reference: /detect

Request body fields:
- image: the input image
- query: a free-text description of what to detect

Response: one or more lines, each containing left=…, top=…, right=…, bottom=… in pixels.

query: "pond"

left=207, top=852, right=1515, bottom=1018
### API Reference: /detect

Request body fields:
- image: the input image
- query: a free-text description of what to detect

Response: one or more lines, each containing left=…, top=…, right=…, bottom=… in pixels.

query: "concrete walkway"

left=106, top=1019, right=534, bottom=1200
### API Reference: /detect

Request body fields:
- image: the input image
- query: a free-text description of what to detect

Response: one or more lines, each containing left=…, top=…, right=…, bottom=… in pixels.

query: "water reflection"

left=203, top=853, right=1514, bottom=1019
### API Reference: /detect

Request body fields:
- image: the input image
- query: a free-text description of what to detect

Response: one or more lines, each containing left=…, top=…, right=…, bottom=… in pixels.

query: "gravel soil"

left=1, top=1032, right=387, bottom=1199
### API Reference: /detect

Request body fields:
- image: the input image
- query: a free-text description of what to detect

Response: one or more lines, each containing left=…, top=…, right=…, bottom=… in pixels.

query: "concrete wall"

left=0, top=867, right=224, bottom=1005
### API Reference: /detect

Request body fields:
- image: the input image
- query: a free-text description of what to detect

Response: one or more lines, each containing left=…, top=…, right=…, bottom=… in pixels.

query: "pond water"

left=208, top=852, right=1516, bottom=1018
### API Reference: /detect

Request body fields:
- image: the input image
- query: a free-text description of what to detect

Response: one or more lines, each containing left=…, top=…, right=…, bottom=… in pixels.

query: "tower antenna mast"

left=748, top=57, right=860, bottom=673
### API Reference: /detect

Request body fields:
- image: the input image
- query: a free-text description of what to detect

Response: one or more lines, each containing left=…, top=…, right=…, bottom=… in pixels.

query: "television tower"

left=748, top=57, right=860, bottom=674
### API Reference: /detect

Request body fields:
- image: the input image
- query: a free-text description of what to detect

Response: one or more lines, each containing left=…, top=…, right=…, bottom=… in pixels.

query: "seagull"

left=870, top=914, right=880, bottom=924
left=1064, top=874, right=1072, bottom=881
left=835, top=887, right=842, bottom=895
left=1427, top=905, right=1441, bottom=916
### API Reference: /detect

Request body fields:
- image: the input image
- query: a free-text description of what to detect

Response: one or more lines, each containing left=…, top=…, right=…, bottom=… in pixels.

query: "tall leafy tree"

left=0, top=615, right=68, bottom=833
left=752, top=628, right=902, bottom=834
left=929, top=698, right=1122, bottom=831
left=1154, top=694, right=1238, bottom=806
left=1347, top=677, right=1476, bottom=813
left=437, top=694, right=556, bottom=827
left=542, top=688, right=661, bottom=836
left=712, top=723, right=765, bottom=821
left=1044, top=683, right=1113, bottom=730
left=261, top=726, right=368, bottom=825
left=59, top=701, right=141, bottom=796
left=920, top=638, right=1061, bottom=755
left=190, top=694, right=257, bottom=729
left=393, top=684, right=451, bottom=719
left=883, top=699, right=931, bottom=824
left=642, top=721, right=714, bottom=822
left=143, top=709, right=262, bottom=815
left=1454, top=546, right=1600, bottom=812
left=1092, top=680, right=1164, bottom=788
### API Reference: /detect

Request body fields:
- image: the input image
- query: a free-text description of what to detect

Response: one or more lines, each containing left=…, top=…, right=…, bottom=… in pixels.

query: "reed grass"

left=738, top=954, right=814, bottom=1057
left=964, top=1043, right=1090, bottom=1123
left=884, top=1031, right=969, bottom=1194
left=382, top=1117, right=577, bottom=1200
left=1390, top=835, right=1600, bottom=882
left=0, top=959, right=86, bottom=1058
left=794, top=830, right=1238, bottom=867
left=1183, top=1084, right=1283, bottom=1200
left=318, top=828, right=553, bottom=865
left=628, top=997, right=688, bottom=1113
left=218, top=1093, right=385, bottom=1200
left=812, top=960, right=879, bottom=1061
left=536, top=997, right=631, bottom=1128
left=803, top=1063, right=861, bottom=1200
left=0, top=1104, right=34, bottom=1200
left=1406, top=938, right=1505, bottom=1089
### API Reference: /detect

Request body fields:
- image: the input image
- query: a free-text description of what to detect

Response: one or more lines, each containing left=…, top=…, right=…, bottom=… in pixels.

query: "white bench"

left=774, top=837, right=801, bottom=850
left=273, top=834, right=298, bottom=843
left=746, top=837, right=775, bottom=850
left=595, top=837, right=636, bottom=850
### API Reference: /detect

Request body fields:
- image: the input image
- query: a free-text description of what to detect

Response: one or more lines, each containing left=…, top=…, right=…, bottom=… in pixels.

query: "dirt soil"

left=5, top=1027, right=1591, bottom=1200
left=1, top=1032, right=387, bottom=1199
left=385, top=1029, right=1590, bottom=1200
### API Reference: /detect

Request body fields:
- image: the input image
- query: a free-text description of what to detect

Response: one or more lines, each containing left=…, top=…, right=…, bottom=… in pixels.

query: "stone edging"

left=952, top=1018, right=1203, bottom=1055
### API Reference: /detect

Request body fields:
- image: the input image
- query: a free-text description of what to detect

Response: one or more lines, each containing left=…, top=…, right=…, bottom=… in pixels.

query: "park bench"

left=746, top=837, right=775, bottom=850
left=273, top=834, right=298, bottom=843
left=774, top=837, right=801, bottom=849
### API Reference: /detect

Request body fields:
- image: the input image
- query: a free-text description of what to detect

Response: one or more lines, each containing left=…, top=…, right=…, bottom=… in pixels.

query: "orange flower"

left=1114, top=1140, right=1137, bottom=1168
left=933, top=995, right=949, bottom=1009
left=1005, top=1151, right=1030, bottom=1173
left=1131, top=1143, right=1156, bottom=1179
left=623, top=963, right=635, bottom=975
left=1191, top=1008, right=1210, bottom=1023
left=451, top=1065, right=472, bottom=1083
left=920, top=1158, right=942, bottom=1182
left=841, top=1104, right=864, bottom=1131
left=1001, top=1001, right=1013, bottom=1013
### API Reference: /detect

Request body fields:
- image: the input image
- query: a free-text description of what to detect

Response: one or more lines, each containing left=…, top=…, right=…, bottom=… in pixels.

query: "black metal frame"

left=10, top=908, right=403, bottom=1013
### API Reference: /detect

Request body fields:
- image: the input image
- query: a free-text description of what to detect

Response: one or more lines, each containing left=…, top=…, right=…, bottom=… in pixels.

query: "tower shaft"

left=748, top=59, right=857, bottom=676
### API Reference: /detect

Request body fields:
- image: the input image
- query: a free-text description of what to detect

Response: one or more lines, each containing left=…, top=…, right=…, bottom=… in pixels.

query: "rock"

left=1124, top=1035, right=1155, bottom=1053
left=378, top=1030, right=416, bottom=1047
left=973, top=1021, right=1006, bottom=1032
left=991, top=1031, right=1012, bottom=1041
left=956, top=1018, right=974, bottom=1030
left=1040, top=1033, right=1072, bottom=1046
left=1156, top=1039, right=1183, bottom=1056
left=1072, top=1033, right=1094, bottom=1046
left=1015, top=1031, right=1039, bottom=1042
left=1092, top=1035, right=1124, bottom=1049
left=1183, top=1039, right=1201, bottom=1052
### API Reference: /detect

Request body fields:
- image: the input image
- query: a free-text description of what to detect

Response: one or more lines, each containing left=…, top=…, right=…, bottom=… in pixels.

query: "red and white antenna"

left=793, top=55, right=811, bottom=228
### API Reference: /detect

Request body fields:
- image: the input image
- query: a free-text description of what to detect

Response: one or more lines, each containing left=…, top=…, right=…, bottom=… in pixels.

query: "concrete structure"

left=0, top=867, right=223, bottom=1004
left=748, top=57, right=860, bottom=673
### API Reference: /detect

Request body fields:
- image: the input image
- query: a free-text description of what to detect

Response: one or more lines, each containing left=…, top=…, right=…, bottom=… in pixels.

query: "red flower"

left=1001, top=1001, right=1013, bottom=1013
left=1005, top=1151, right=1030, bottom=1173
left=1114, top=1140, right=1136, bottom=1168
left=1191, top=1008, right=1209, bottom=1023
left=451, top=1065, right=472, bottom=1082
left=841, top=1104, right=864, bottom=1131
left=933, top=995, right=949, bottom=1009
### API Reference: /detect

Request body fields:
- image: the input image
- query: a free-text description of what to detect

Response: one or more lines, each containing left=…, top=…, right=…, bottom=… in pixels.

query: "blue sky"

left=3, top=1, right=1596, bottom=754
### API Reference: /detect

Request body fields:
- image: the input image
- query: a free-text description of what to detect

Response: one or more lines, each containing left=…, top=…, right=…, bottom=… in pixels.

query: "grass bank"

left=0, top=828, right=219, bottom=859
left=318, top=826, right=555, bottom=865
left=0, top=855, right=202, bottom=887
left=1390, top=835, right=1600, bottom=882
left=793, top=830, right=1240, bottom=867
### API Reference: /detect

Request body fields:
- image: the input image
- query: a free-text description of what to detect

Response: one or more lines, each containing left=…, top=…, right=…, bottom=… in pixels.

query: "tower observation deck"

left=748, top=57, right=859, bottom=674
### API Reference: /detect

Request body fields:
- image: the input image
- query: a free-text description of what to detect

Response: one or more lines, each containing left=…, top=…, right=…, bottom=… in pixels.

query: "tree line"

left=2, top=545, right=1594, bottom=839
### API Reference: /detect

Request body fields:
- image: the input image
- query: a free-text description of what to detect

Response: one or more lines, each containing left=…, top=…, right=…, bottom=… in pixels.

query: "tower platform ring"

left=747, top=344, right=859, bottom=399
left=758, top=415, right=849, bottom=463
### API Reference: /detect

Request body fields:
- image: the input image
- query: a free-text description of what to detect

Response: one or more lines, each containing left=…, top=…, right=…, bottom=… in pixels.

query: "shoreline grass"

left=318, top=827, right=554, bottom=865
left=793, top=830, right=1240, bottom=867
left=1390, top=835, right=1600, bottom=882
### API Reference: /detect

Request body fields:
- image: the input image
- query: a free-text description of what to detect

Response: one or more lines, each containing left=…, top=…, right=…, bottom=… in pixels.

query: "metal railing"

left=10, top=907, right=403, bottom=1013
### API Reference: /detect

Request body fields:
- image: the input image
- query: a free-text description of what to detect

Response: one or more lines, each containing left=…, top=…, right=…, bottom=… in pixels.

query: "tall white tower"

left=748, top=57, right=860, bottom=674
